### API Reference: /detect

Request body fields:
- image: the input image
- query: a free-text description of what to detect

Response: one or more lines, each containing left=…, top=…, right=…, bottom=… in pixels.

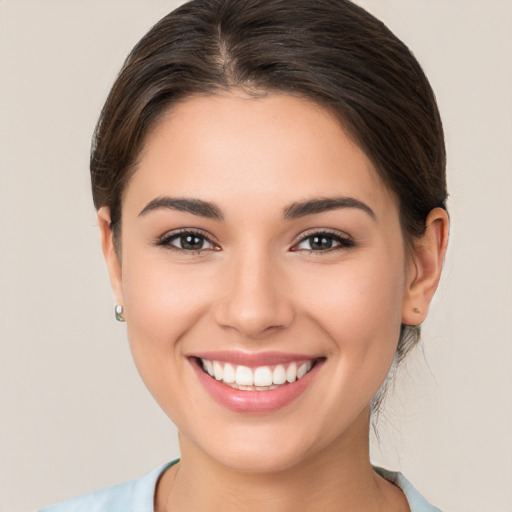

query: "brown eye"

left=308, top=235, right=335, bottom=250
left=293, top=231, right=354, bottom=252
left=177, top=233, right=207, bottom=250
left=158, top=230, right=217, bottom=252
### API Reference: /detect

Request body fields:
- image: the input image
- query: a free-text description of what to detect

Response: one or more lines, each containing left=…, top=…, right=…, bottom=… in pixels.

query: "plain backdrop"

left=1, top=1, right=511, bottom=511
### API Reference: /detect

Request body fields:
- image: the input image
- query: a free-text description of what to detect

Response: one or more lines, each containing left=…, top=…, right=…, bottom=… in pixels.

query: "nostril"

left=214, top=294, right=295, bottom=338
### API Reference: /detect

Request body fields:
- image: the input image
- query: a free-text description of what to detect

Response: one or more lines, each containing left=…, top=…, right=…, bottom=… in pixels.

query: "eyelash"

left=291, top=230, right=355, bottom=254
left=154, top=229, right=219, bottom=254
left=154, top=229, right=354, bottom=254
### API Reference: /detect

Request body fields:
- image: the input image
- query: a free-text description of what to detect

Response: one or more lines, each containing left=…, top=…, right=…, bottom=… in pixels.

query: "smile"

left=190, top=353, right=324, bottom=413
left=199, top=358, right=315, bottom=390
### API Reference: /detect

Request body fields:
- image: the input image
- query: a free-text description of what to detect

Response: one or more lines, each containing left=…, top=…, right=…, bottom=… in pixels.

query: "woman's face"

left=102, top=92, right=419, bottom=472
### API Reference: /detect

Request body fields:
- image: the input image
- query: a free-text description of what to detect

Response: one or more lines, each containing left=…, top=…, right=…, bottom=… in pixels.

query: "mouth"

left=196, top=357, right=317, bottom=391
left=189, top=353, right=325, bottom=413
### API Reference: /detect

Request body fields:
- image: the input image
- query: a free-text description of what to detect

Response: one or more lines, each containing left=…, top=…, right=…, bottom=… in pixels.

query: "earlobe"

left=97, top=207, right=124, bottom=307
left=402, top=207, right=449, bottom=325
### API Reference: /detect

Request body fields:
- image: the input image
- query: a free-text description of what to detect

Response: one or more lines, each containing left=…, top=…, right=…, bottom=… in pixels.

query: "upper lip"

left=189, top=350, right=322, bottom=367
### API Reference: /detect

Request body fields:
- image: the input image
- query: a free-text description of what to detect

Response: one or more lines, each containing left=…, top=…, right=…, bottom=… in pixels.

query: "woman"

left=39, top=0, right=448, bottom=510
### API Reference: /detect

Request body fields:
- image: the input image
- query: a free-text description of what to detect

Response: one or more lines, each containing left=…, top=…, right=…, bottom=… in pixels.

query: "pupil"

left=311, top=236, right=332, bottom=250
left=182, top=235, right=203, bottom=250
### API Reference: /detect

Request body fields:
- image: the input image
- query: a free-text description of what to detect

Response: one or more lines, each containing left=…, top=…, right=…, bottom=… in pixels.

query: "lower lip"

left=191, top=359, right=323, bottom=413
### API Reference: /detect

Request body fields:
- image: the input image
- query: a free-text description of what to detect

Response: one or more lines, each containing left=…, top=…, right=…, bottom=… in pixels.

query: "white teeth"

left=235, top=365, right=254, bottom=386
left=253, top=366, right=273, bottom=387
left=286, top=362, right=297, bottom=383
left=229, top=383, right=280, bottom=392
left=272, top=364, right=287, bottom=385
left=200, top=359, right=315, bottom=388
left=213, top=361, right=223, bottom=380
left=297, top=362, right=310, bottom=379
left=223, top=363, right=236, bottom=383
left=204, top=360, right=214, bottom=377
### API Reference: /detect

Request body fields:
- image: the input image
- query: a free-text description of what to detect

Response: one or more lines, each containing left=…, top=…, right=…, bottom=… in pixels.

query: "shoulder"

left=37, top=462, right=176, bottom=512
left=374, top=467, right=443, bottom=512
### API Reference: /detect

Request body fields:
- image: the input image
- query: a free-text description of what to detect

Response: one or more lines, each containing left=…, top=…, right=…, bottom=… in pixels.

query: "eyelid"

left=154, top=228, right=220, bottom=251
left=153, top=227, right=353, bottom=253
left=290, top=228, right=354, bottom=252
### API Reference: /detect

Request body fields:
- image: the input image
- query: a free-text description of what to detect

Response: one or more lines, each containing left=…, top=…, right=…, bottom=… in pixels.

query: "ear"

left=402, top=207, right=449, bottom=325
left=97, top=207, right=124, bottom=307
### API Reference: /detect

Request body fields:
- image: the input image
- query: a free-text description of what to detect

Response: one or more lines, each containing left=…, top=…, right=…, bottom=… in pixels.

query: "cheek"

left=296, top=252, right=406, bottom=359
left=119, top=251, right=213, bottom=397
left=291, top=256, right=406, bottom=425
left=121, top=242, right=215, bottom=338
left=303, top=258, right=405, bottom=332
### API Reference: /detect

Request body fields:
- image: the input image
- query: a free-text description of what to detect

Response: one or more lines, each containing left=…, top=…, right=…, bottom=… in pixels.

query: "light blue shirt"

left=38, top=461, right=442, bottom=512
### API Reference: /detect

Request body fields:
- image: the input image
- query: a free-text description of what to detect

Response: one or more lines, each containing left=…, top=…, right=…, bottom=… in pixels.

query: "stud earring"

left=115, top=304, right=125, bottom=322
left=413, top=307, right=421, bottom=314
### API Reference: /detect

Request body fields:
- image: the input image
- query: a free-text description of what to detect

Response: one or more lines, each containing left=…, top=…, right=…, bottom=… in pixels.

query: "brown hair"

left=91, top=0, right=447, bottom=411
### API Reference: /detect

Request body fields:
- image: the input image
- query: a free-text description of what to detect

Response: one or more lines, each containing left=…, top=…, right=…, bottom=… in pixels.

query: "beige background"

left=1, top=1, right=511, bottom=511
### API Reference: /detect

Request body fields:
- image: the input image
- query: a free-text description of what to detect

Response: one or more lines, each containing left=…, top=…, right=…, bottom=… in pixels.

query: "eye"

left=156, top=229, right=218, bottom=252
left=292, top=231, right=354, bottom=252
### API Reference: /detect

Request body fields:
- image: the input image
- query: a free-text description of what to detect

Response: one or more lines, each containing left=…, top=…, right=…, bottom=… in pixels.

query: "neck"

left=157, top=408, right=408, bottom=512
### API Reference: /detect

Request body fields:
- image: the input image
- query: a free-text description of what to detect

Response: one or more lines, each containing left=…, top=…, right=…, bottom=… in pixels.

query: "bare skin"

left=154, top=410, right=409, bottom=512
left=99, top=92, right=448, bottom=512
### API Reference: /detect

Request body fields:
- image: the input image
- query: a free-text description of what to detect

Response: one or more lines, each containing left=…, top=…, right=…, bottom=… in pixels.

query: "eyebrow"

left=138, top=197, right=224, bottom=220
left=138, top=195, right=375, bottom=222
left=283, top=197, right=376, bottom=220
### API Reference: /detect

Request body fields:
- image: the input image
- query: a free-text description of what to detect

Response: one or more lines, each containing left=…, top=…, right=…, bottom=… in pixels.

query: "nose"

left=213, top=249, right=295, bottom=339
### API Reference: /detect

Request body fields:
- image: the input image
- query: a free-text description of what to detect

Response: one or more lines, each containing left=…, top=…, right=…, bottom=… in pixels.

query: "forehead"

left=125, top=92, right=396, bottom=219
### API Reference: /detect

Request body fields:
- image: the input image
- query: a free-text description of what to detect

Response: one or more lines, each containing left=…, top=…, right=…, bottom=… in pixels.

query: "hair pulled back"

left=91, top=0, right=447, bottom=411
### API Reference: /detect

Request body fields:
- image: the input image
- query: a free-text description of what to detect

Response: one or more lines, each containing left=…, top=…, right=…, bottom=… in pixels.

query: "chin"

left=180, top=417, right=335, bottom=475
left=207, top=441, right=311, bottom=474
